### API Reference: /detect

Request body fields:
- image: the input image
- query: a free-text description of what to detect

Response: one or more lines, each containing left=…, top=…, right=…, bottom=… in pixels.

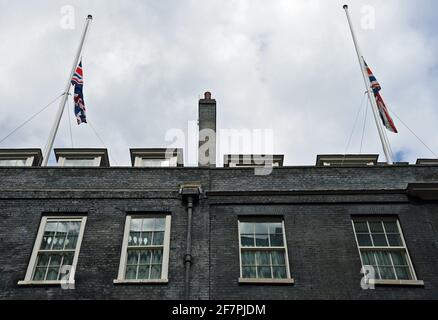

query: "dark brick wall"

left=209, top=202, right=438, bottom=300
left=0, top=166, right=437, bottom=299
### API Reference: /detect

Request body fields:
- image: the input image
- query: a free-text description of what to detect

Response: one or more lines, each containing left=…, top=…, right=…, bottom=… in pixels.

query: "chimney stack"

left=198, top=92, right=217, bottom=167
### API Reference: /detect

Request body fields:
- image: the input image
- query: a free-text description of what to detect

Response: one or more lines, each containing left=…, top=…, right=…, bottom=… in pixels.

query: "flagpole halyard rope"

left=359, top=96, right=369, bottom=154
left=88, top=121, right=120, bottom=166
left=388, top=109, right=438, bottom=159
left=0, top=93, right=65, bottom=146
left=342, top=91, right=368, bottom=166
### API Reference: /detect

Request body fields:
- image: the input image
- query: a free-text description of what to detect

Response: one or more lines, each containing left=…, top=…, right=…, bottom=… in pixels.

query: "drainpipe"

left=179, top=184, right=202, bottom=300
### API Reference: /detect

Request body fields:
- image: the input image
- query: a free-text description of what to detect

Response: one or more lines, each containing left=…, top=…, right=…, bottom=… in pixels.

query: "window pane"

left=378, top=266, right=396, bottom=280
left=62, top=253, right=74, bottom=266
left=354, top=222, right=369, bottom=233
left=127, top=250, right=139, bottom=265
left=270, top=234, right=284, bottom=246
left=142, top=219, right=155, bottom=232
left=36, top=253, right=50, bottom=267
left=41, top=232, right=55, bottom=250
left=65, top=234, right=78, bottom=250
left=0, top=159, right=27, bottom=166
left=369, top=222, right=384, bottom=233
left=395, top=267, right=412, bottom=280
left=255, top=234, right=269, bottom=247
left=391, top=252, right=408, bottom=266
left=41, top=222, right=58, bottom=250
left=255, top=223, right=270, bottom=235
left=129, top=232, right=141, bottom=246
left=137, top=265, right=150, bottom=279
left=46, top=267, right=59, bottom=281
left=241, top=235, right=255, bottom=247
left=257, top=266, right=272, bottom=279
left=141, top=159, right=170, bottom=167
left=49, top=254, right=63, bottom=267
left=242, top=266, right=256, bottom=279
left=241, top=251, right=256, bottom=266
left=357, top=234, right=372, bottom=246
left=151, top=250, right=163, bottom=264
left=387, top=234, right=402, bottom=247
left=255, top=251, right=270, bottom=265
left=154, top=218, right=166, bottom=232
left=271, top=251, right=286, bottom=265
left=125, top=266, right=137, bottom=280
left=152, top=231, right=164, bottom=246
left=383, top=222, right=399, bottom=233
left=139, top=250, right=151, bottom=265
left=272, top=266, right=287, bottom=279
left=361, top=251, right=377, bottom=266
left=269, top=223, right=283, bottom=235
left=33, top=267, right=46, bottom=281
left=140, top=232, right=152, bottom=246
left=375, top=252, right=392, bottom=266
left=240, top=223, right=254, bottom=234
left=130, top=219, right=142, bottom=232
left=63, top=158, right=97, bottom=167
left=66, top=222, right=81, bottom=234
left=150, top=265, right=162, bottom=279
left=52, top=233, right=66, bottom=250
left=372, top=234, right=388, bottom=247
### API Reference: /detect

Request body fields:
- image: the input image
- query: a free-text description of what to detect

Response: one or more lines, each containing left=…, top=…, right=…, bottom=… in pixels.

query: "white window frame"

left=237, top=218, right=294, bottom=284
left=58, top=156, right=102, bottom=167
left=114, top=214, right=172, bottom=284
left=352, top=217, right=424, bottom=286
left=18, top=216, right=87, bottom=287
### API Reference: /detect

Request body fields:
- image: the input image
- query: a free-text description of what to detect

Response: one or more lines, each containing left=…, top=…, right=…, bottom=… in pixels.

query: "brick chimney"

left=198, top=92, right=217, bottom=167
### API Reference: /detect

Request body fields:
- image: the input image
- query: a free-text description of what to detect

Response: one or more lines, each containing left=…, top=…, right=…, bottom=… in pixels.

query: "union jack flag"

left=71, top=60, right=87, bottom=125
left=364, top=59, right=398, bottom=133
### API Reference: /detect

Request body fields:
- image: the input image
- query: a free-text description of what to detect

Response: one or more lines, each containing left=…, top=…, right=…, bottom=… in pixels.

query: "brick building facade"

left=0, top=94, right=437, bottom=300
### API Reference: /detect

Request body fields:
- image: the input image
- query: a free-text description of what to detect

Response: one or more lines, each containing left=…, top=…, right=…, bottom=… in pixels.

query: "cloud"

left=0, top=0, right=437, bottom=166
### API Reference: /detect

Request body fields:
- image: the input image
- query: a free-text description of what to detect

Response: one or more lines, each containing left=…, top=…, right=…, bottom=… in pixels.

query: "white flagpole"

left=42, top=15, right=93, bottom=166
left=343, top=5, right=393, bottom=164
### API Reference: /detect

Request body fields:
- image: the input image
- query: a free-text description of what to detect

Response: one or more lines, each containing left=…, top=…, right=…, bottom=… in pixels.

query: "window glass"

left=124, top=217, right=168, bottom=280
left=63, top=158, right=98, bottom=167
left=239, top=220, right=290, bottom=280
left=0, top=159, right=28, bottom=166
left=31, top=219, right=83, bottom=282
left=352, top=218, right=415, bottom=281
left=140, top=158, right=177, bottom=167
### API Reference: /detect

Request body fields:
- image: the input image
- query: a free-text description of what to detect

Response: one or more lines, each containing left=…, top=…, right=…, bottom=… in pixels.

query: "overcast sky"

left=1, top=0, right=437, bottom=166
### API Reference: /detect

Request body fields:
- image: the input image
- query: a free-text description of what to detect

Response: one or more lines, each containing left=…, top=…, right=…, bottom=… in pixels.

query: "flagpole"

left=343, top=5, right=393, bottom=164
left=42, top=15, right=93, bottom=166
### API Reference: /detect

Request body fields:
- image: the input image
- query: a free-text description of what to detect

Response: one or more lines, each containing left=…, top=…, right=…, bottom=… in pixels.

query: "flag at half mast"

left=71, top=60, right=87, bottom=125
left=364, top=60, right=398, bottom=133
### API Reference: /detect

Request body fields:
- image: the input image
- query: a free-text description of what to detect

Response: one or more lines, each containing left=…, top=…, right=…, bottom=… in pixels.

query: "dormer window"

left=224, top=155, right=284, bottom=168
left=140, top=158, right=177, bottom=168
left=63, top=158, right=101, bottom=167
left=0, top=149, right=43, bottom=167
left=416, top=159, right=438, bottom=165
left=55, top=149, right=110, bottom=167
left=130, top=149, right=183, bottom=168
left=316, top=154, right=379, bottom=167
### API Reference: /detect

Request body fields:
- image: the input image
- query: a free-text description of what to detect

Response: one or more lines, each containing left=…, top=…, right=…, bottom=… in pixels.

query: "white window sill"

left=113, top=279, right=169, bottom=285
left=371, top=279, right=424, bottom=286
left=18, top=280, right=75, bottom=287
left=238, top=278, right=294, bottom=285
